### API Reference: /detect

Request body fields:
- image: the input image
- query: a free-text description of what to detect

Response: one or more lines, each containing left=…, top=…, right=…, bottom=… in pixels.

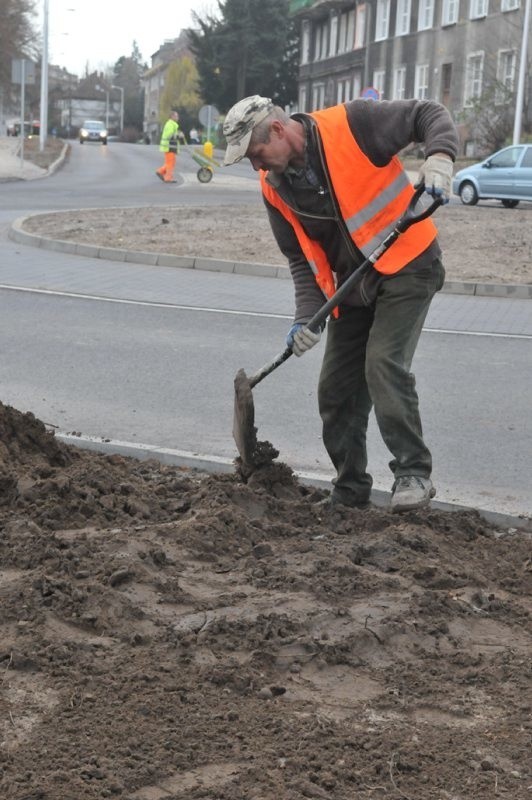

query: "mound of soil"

left=0, top=401, right=531, bottom=800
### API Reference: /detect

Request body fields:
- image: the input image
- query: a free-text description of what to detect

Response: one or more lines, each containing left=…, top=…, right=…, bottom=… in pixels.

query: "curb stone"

left=8, top=213, right=532, bottom=298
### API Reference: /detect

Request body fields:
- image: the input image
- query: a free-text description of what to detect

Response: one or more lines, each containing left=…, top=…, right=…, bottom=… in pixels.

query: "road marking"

left=1, top=283, right=531, bottom=339
left=0, top=283, right=290, bottom=320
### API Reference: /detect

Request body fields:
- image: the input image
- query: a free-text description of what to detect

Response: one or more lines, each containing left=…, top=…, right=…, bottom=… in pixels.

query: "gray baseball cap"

left=223, top=95, right=274, bottom=165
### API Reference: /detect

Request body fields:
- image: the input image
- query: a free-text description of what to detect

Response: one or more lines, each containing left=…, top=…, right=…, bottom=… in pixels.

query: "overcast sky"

left=40, top=0, right=216, bottom=77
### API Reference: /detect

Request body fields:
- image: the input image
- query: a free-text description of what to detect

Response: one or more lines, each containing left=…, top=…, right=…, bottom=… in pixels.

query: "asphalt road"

left=1, top=141, right=531, bottom=519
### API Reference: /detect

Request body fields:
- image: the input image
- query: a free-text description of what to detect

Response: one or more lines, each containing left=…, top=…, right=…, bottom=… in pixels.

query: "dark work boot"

left=315, top=490, right=371, bottom=512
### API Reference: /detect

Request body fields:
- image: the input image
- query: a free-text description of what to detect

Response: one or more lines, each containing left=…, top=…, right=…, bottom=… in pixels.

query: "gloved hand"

left=416, top=154, right=454, bottom=204
left=286, top=323, right=321, bottom=357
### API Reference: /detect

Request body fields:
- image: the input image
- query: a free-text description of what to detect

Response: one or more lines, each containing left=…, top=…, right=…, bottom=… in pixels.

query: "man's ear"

left=270, top=120, right=284, bottom=139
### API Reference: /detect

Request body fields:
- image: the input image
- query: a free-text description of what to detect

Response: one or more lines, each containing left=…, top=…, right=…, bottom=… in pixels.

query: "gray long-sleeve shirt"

left=262, top=99, right=459, bottom=323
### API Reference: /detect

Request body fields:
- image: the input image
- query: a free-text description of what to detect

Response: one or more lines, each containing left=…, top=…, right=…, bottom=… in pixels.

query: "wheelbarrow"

left=233, top=184, right=444, bottom=473
left=184, top=145, right=220, bottom=183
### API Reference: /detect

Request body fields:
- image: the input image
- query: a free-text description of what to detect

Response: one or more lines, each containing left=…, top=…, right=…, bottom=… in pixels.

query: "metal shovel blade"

left=233, top=367, right=280, bottom=476
left=233, top=368, right=259, bottom=468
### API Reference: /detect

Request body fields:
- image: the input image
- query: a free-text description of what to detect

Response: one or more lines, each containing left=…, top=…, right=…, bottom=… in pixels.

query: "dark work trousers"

left=317, top=258, right=445, bottom=504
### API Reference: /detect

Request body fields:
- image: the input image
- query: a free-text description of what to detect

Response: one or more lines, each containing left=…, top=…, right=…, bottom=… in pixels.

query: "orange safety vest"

left=260, top=103, right=437, bottom=309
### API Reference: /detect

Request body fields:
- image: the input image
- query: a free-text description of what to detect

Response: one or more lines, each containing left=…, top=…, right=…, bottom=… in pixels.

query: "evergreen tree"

left=112, top=41, right=147, bottom=132
left=188, top=0, right=298, bottom=112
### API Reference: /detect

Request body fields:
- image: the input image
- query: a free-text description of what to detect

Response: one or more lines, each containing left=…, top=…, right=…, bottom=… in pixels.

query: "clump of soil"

left=1, top=401, right=531, bottom=800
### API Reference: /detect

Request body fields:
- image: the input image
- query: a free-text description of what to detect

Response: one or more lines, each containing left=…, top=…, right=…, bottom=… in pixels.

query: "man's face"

left=245, top=124, right=291, bottom=174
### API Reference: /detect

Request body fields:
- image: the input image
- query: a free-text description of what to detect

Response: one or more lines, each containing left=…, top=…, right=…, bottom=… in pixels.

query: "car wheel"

left=459, top=181, right=478, bottom=206
left=501, top=199, right=519, bottom=208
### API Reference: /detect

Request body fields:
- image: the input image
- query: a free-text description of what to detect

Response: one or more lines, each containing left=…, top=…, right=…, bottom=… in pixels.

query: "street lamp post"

left=111, top=85, right=124, bottom=134
left=39, top=0, right=49, bottom=151
left=513, top=0, right=531, bottom=145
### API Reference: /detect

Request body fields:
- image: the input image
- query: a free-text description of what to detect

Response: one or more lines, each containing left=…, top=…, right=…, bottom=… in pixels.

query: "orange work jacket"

left=260, top=103, right=437, bottom=309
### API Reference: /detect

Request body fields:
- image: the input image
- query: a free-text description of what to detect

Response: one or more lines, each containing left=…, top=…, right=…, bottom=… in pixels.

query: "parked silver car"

left=452, top=144, right=532, bottom=207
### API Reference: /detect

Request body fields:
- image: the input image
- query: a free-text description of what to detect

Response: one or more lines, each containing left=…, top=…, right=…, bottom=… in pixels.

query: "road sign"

left=11, top=59, right=36, bottom=85
left=199, top=105, right=220, bottom=127
left=361, top=87, right=379, bottom=100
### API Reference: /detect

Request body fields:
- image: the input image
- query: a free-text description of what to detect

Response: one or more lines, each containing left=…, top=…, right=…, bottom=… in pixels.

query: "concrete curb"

left=8, top=212, right=532, bottom=298
left=45, top=141, right=70, bottom=177
left=8, top=213, right=292, bottom=280
left=0, top=140, right=70, bottom=182
left=56, top=432, right=532, bottom=533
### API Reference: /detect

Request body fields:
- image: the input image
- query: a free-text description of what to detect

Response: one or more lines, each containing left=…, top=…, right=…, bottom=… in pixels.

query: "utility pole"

left=513, top=0, right=531, bottom=145
left=39, top=0, right=49, bottom=152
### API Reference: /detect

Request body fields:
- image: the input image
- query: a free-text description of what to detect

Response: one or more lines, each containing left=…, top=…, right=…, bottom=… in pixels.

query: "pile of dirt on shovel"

left=0, top=400, right=531, bottom=800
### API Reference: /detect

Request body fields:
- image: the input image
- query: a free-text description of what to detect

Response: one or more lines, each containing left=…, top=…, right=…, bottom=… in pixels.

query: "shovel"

left=233, top=185, right=443, bottom=471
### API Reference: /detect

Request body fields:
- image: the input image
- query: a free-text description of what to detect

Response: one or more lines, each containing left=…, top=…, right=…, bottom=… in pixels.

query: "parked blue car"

left=452, top=144, right=532, bottom=207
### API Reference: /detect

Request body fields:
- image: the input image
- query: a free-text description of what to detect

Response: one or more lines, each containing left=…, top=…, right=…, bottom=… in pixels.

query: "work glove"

left=286, top=323, right=321, bottom=358
left=416, top=154, right=454, bottom=204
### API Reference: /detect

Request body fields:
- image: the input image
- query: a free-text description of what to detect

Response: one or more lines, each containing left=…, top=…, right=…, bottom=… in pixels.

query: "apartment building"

left=290, top=0, right=531, bottom=154
left=142, top=31, right=194, bottom=142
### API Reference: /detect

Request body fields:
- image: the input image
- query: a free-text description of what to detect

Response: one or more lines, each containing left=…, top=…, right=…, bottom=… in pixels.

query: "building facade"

left=290, top=0, right=531, bottom=154
left=142, top=32, right=194, bottom=142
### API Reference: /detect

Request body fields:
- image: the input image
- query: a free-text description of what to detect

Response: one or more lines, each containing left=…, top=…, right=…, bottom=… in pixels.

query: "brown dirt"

left=22, top=136, right=66, bottom=170
left=1, top=400, right=531, bottom=800
left=20, top=200, right=532, bottom=286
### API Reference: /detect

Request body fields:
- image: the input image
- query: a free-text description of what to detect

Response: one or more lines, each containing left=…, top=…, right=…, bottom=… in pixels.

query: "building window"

left=442, top=0, right=459, bottom=25
left=392, top=66, right=407, bottom=99
left=346, top=10, right=356, bottom=50
left=337, top=77, right=351, bottom=103
left=353, top=69, right=362, bottom=99
left=441, top=62, right=453, bottom=106
left=298, top=85, right=308, bottom=112
left=354, top=4, right=366, bottom=48
left=501, top=0, right=519, bottom=9
left=314, top=21, right=328, bottom=60
left=414, top=63, right=430, bottom=98
left=337, top=10, right=356, bottom=52
left=338, top=12, right=347, bottom=52
left=470, top=0, right=488, bottom=18
left=496, top=49, right=516, bottom=101
left=373, top=69, right=386, bottom=98
left=312, top=82, right=325, bottom=109
left=418, top=0, right=434, bottom=30
left=375, top=0, right=390, bottom=40
left=464, top=52, right=484, bottom=104
left=396, top=0, right=412, bottom=35
left=329, top=14, right=338, bottom=56
left=301, top=20, right=310, bottom=65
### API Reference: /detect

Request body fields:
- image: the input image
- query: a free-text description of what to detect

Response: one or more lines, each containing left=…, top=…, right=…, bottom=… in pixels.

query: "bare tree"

left=0, top=0, right=38, bottom=101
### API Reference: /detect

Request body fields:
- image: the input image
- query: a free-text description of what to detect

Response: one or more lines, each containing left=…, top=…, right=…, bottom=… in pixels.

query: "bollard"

left=203, top=141, right=213, bottom=160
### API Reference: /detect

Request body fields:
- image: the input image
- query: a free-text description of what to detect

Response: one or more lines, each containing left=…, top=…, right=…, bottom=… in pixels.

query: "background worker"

left=156, top=109, right=184, bottom=183
left=223, top=95, right=458, bottom=512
